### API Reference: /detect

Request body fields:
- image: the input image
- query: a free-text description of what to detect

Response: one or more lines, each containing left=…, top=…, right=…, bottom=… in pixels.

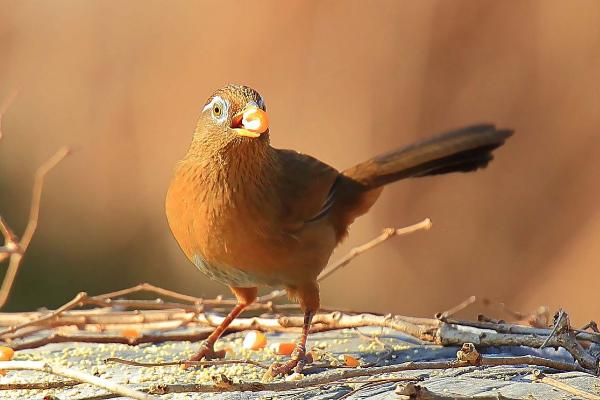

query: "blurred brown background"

left=1, top=1, right=599, bottom=324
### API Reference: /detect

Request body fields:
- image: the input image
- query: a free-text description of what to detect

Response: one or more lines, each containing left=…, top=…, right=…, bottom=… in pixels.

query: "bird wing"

left=275, top=149, right=340, bottom=231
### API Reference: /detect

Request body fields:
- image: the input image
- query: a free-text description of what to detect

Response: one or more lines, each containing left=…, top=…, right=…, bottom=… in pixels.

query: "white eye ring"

left=202, top=96, right=228, bottom=124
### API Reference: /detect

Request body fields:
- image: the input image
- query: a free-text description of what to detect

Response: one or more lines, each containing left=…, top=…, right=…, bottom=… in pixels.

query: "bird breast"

left=166, top=153, right=320, bottom=287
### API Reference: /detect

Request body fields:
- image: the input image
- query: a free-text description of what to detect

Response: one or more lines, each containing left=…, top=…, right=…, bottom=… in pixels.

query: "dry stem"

left=0, top=147, right=70, bottom=308
left=144, top=352, right=581, bottom=394
left=94, top=282, right=205, bottom=304
left=0, top=282, right=596, bottom=397
left=0, top=379, right=80, bottom=390
left=436, top=295, right=476, bottom=320
left=1, top=350, right=586, bottom=396
left=106, top=357, right=268, bottom=369
left=531, top=370, right=600, bottom=400
left=438, top=322, right=598, bottom=373
left=0, top=360, right=155, bottom=400
left=1, top=284, right=597, bottom=376
left=259, top=218, right=432, bottom=303
left=317, top=218, right=432, bottom=281
left=0, top=216, right=20, bottom=263
left=0, top=291, right=87, bottom=336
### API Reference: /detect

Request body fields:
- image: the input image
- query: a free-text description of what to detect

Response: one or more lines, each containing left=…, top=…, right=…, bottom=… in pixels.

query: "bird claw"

left=182, top=341, right=226, bottom=369
left=262, top=346, right=313, bottom=381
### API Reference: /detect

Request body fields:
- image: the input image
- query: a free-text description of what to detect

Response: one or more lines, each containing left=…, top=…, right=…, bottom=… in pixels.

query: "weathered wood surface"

left=2, top=326, right=598, bottom=399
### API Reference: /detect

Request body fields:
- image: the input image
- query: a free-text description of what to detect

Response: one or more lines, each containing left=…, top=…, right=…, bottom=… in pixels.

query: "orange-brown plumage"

left=165, top=84, right=512, bottom=375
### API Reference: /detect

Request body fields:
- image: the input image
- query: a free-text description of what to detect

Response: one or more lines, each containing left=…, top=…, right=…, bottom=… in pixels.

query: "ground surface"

left=2, top=326, right=599, bottom=399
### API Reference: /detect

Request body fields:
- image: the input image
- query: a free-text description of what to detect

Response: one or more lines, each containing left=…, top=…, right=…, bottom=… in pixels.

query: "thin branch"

left=106, top=357, right=269, bottom=369
left=540, top=308, right=566, bottom=349
left=9, top=330, right=213, bottom=351
left=481, top=298, right=551, bottom=328
left=0, top=360, right=155, bottom=400
left=317, top=218, right=432, bottom=282
left=0, top=283, right=596, bottom=377
left=532, top=369, right=600, bottom=400
left=91, top=283, right=301, bottom=313
left=478, top=354, right=582, bottom=372
left=436, top=295, right=476, bottom=320
left=20, top=147, right=71, bottom=249
left=259, top=218, right=432, bottom=302
left=442, top=317, right=600, bottom=345
left=0, top=147, right=71, bottom=309
left=0, top=291, right=88, bottom=336
left=0, top=308, right=197, bottom=329
left=5, top=347, right=582, bottom=397
left=0, top=380, right=80, bottom=390
left=580, top=321, right=599, bottom=333
left=337, top=377, right=421, bottom=400
left=437, top=322, right=598, bottom=373
left=0, top=245, right=19, bottom=258
left=144, top=353, right=581, bottom=394
left=0, top=216, right=20, bottom=263
left=279, top=312, right=437, bottom=341
left=0, top=217, right=18, bottom=245
left=93, top=282, right=205, bottom=304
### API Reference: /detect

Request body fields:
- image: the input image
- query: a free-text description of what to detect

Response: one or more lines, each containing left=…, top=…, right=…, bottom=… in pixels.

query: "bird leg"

left=264, top=283, right=319, bottom=379
left=266, top=311, right=314, bottom=378
left=184, top=286, right=257, bottom=367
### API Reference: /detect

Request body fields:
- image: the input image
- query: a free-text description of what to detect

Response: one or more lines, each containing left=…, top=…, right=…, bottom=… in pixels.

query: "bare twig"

left=353, top=326, right=388, bottom=350
left=436, top=295, right=476, bottom=320
left=443, top=317, right=600, bottom=345
left=93, top=282, right=204, bottom=304
left=106, top=357, right=269, bottom=369
left=0, top=147, right=70, bottom=308
left=3, top=295, right=598, bottom=377
left=0, top=360, right=155, bottom=400
left=454, top=342, right=583, bottom=372
left=532, top=369, right=600, bottom=400
left=258, top=218, right=432, bottom=302
left=144, top=353, right=581, bottom=394
left=0, top=308, right=197, bottom=329
left=438, top=321, right=597, bottom=373
left=0, top=216, right=20, bottom=263
left=20, top=147, right=71, bottom=250
left=280, top=312, right=437, bottom=341
left=317, top=218, right=432, bottom=282
left=0, top=217, right=18, bottom=246
left=540, top=308, right=566, bottom=349
left=91, top=283, right=305, bottom=314
left=0, top=283, right=596, bottom=378
left=337, top=377, right=421, bottom=400
left=0, top=380, right=80, bottom=390
left=580, top=321, right=599, bottom=333
left=481, top=299, right=551, bottom=328
left=0, top=291, right=87, bottom=336
left=9, top=330, right=213, bottom=351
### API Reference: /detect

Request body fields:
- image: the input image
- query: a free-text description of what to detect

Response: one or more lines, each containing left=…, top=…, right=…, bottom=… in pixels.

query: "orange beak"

left=231, top=106, right=269, bottom=138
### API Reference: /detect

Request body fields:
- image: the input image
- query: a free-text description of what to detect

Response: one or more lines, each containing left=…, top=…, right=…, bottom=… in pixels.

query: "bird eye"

left=212, top=103, right=223, bottom=118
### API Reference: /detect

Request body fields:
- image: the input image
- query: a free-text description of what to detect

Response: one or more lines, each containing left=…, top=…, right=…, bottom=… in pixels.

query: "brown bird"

left=165, top=84, right=512, bottom=377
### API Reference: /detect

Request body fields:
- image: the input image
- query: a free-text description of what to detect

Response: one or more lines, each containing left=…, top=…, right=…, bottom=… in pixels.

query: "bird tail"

left=342, top=124, right=513, bottom=189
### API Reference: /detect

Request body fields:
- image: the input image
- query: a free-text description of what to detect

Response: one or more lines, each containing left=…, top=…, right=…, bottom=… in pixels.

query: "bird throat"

left=182, top=139, right=280, bottom=215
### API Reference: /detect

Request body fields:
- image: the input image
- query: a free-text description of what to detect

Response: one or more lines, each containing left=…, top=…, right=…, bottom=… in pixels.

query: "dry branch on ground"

left=0, top=284, right=598, bottom=376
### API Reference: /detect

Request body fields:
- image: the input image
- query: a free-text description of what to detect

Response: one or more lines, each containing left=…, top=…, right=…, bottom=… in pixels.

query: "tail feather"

left=342, top=124, right=513, bottom=189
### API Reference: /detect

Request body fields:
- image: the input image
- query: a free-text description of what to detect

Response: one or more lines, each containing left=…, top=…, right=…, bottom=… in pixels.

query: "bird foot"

left=182, top=341, right=226, bottom=369
left=262, top=345, right=313, bottom=381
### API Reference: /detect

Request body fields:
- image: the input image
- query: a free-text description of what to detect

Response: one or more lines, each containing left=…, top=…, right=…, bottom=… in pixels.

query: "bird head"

left=192, top=84, right=269, bottom=153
